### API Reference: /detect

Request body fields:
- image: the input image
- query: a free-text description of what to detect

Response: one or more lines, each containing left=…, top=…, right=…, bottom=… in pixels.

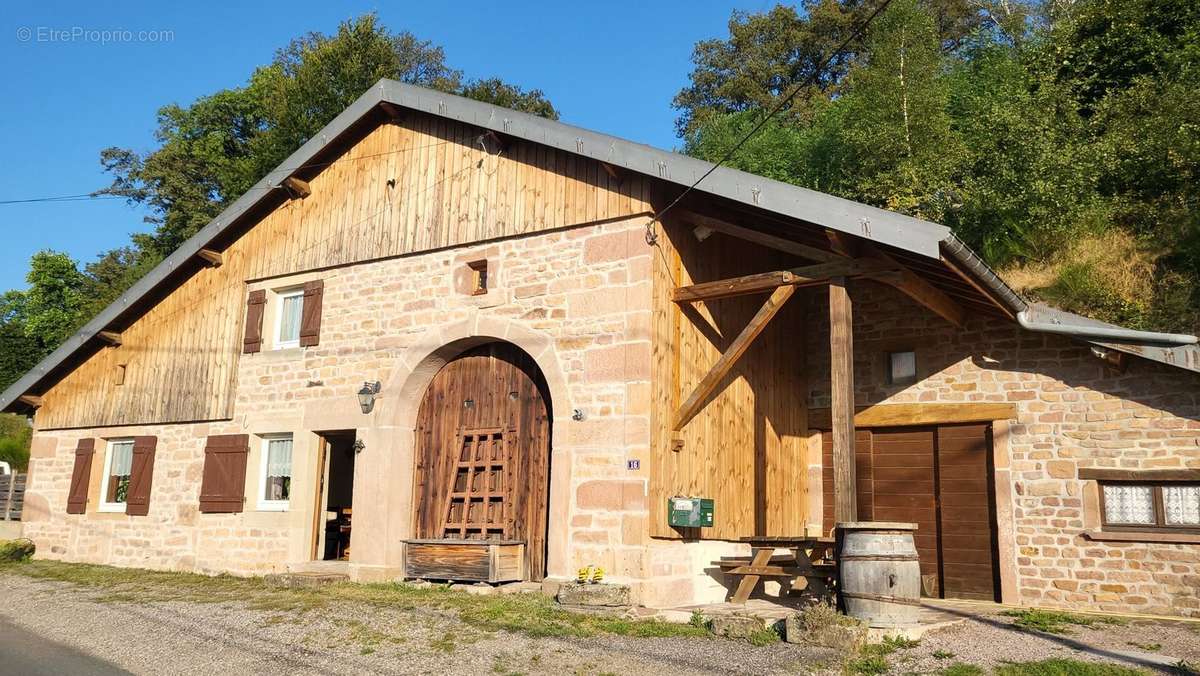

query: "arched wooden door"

left=413, top=343, right=552, bottom=580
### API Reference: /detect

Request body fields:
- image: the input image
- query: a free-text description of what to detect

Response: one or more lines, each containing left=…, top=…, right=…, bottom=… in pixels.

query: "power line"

left=644, top=0, right=894, bottom=243
left=0, top=193, right=125, bottom=205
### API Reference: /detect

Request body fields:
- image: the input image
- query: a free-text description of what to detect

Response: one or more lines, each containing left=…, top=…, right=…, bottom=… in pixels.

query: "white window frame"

left=99, top=438, right=135, bottom=513
left=257, top=434, right=294, bottom=512
left=273, top=288, right=305, bottom=350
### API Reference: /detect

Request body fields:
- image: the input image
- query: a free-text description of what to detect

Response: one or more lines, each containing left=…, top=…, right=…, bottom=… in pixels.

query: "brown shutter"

left=199, top=434, right=249, bottom=513
left=243, top=290, right=266, bottom=354
left=125, top=436, right=158, bottom=516
left=66, top=438, right=95, bottom=514
left=299, top=279, right=324, bottom=347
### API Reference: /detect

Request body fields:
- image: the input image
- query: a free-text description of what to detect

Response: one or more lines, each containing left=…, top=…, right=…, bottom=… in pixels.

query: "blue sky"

left=0, top=1, right=774, bottom=292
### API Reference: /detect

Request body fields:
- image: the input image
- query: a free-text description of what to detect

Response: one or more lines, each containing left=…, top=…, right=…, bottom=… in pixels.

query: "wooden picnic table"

left=722, top=535, right=837, bottom=605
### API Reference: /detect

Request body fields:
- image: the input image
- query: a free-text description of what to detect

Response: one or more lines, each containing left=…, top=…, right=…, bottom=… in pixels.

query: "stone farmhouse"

left=3, top=80, right=1199, bottom=615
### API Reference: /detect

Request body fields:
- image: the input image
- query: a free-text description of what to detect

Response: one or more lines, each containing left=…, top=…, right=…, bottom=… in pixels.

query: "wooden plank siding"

left=35, top=111, right=653, bottom=430
left=650, top=217, right=810, bottom=540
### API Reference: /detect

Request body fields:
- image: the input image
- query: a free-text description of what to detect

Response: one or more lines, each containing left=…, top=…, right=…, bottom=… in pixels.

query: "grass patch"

left=1126, top=641, right=1161, bottom=652
left=933, top=650, right=957, bottom=660
left=846, top=653, right=890, bottom=675
left=941, top=664, right=985, bottom=676
left=1002, top=609, right=1126, bottom=635
left=844, top=633, right=920, bottom=674
left=993, top=658, right=1144, bottom=675
left=0, top=560, right=709, bottom=641
left=0, top=539, right=35, bottom=563
left=745, top=625, right=781, bottom=647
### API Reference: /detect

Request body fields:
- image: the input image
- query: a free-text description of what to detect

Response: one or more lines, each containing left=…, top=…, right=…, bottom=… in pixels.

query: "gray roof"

left=3, top=79, right=1197, bottom=414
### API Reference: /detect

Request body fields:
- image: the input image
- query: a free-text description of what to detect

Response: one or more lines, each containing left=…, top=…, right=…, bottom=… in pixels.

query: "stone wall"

left=23, top=217, right=673, bottom=593
left=806, top=281, right=1200, bottom=617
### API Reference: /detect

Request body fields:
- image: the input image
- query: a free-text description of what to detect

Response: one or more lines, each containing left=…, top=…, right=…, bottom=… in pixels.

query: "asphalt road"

left=0, top=617, right=129, bottom=675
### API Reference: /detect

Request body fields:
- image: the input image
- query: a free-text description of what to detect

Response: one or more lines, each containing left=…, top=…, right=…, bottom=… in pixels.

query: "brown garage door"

left=822, top=423, right=998, bottom=601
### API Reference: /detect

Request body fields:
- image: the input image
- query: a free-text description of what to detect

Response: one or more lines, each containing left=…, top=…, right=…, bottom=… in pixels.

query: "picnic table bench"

left=718, top=535, right=837, bottom=604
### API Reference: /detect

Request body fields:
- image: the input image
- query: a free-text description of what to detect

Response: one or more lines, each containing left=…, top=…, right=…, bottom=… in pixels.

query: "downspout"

left=940, top=233, right=1199, bottom=346
left=1014, top=311, right=1198, bottom=345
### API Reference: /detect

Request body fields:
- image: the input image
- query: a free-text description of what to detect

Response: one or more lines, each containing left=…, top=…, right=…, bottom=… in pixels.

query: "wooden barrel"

left=837, top=522, right=921, bottom=628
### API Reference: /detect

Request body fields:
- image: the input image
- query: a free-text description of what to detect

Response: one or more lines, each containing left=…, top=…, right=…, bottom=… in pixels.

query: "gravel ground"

left=0, top=573, right=840, bottom=675
left=4, top=570, right=1199, bottom=675
left=897, top=611, right=1200, bottom=674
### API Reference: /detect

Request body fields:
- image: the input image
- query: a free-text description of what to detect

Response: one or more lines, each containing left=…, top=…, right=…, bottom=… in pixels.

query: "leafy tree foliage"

left=681, top=0, right=1200, bottom=333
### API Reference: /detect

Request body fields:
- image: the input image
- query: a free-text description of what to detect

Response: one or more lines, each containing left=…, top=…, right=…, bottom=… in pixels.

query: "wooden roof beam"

left=17, top=395, right=42, bottom=409
left=97, top=331, right=122, bottom=347
left=677, top=210, right=841, bottom=263
left=196, top=249, right=223, bottom=267
left=379, top=101, right=406, bottom=123
left=673, top=285, right=795, bottom=431
left=282, top=176, right=311, bottom=199
left=672, top=258, right=897, bottom=304
left=600, top=162, right=625, bottom=184
left=859, top=244, right=967, bottom=328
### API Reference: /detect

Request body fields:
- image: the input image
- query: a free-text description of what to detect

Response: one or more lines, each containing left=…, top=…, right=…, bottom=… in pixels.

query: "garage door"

left=822, top=423, right=998, bottom=601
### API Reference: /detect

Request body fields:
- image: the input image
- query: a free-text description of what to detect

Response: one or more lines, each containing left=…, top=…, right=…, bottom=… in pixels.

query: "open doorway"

left=313, top=431, right=357, bottom=561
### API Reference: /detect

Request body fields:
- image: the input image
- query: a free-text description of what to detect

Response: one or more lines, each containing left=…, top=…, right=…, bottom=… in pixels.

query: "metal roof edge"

left=377, top=80, right=951, bottom=258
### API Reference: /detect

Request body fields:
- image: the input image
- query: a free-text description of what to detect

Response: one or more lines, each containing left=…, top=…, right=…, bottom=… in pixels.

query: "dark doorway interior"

left=317, top=432, right=357, bottom=561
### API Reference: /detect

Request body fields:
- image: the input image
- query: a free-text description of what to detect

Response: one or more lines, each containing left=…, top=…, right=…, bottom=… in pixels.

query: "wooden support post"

left=673, top=284, right=795, bottom=431
left=197, top=249, right=223, bottom=267
left=829, top=277, right=857, bottom=523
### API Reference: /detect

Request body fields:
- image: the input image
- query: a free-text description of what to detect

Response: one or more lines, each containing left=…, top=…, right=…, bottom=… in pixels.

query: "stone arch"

left=373, top=314, right=573, bottom=578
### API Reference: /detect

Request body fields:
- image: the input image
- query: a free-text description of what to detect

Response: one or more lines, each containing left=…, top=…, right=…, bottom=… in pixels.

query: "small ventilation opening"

left=467, top=260, right=488, bottom=295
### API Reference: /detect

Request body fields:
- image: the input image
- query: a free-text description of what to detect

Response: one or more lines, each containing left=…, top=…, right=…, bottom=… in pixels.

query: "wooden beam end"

left=17, top=394, right=43, bottom=408
left=197, top=248, right=223, bottom=268
left=282, top=176, right=312, bottom=199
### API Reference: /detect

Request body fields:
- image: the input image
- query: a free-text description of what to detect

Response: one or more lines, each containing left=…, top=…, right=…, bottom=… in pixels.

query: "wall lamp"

left=357, top=381, right=381, bottom=414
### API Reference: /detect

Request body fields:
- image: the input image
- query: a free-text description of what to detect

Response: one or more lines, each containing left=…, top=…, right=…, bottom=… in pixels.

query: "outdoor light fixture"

left=357, top=381, right=381, bottom=414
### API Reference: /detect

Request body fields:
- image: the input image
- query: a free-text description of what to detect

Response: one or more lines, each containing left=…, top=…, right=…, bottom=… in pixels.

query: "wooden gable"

left=34, top=111, right=655, bottom=430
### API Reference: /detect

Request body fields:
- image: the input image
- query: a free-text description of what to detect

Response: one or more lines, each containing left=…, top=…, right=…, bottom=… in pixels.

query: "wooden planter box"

left=403, top=539, right=526, bottom=583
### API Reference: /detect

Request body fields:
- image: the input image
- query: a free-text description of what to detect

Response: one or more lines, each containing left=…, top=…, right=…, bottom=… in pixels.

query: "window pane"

left=1103, top=484, right=1155, bottom=525
left=278, top=294, right=302, bottom=344
left=1164, top=486, right=1200, bottom=525
left=264, top=438, right=293, bottom=502
left=890, top=351, right=916, bottom=382
left=107, top=441, right=134, bottom=504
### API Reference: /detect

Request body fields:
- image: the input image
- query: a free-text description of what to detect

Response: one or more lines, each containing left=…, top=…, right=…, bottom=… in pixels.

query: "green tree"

left=0, top=413, right=31, bottom=471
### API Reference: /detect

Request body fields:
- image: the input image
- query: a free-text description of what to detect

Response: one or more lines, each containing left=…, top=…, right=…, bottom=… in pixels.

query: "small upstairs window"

left=275, top=289, right=304, bottom=349
left=886, top=350, right=917, bottom=385
left=100, top=439, right=134, bottom=513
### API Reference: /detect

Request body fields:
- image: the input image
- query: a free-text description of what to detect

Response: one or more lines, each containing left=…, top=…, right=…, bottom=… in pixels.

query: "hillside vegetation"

left=679, top=0, right=1199, bottom=333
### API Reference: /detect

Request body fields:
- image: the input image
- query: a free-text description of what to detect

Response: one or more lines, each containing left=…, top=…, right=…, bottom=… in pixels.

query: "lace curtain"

left=278, top=293, right=302, bottom=343
left=1103, top=484, right=1154, bottom=524
left=266, top=438, right=293, bottom=478
left=110, top=441, right=134, bottom=477
left=1163, top=485, right=1200, bottom=525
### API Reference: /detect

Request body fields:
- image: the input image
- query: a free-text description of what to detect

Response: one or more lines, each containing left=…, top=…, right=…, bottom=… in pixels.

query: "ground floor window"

left=1101, top=482, right=1200, bottom=530
left=258, top=435, right=293, bottom=511
left=100, top=439, right=134, bottom=512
